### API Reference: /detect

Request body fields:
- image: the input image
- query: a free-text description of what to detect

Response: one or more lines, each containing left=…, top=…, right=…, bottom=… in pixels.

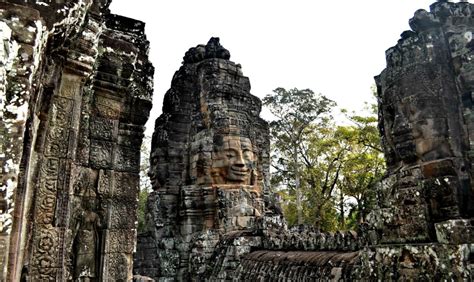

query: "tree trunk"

left=358, top=199, right=364, bottom=223
left=339, top=189, right=345, bottom=229
left=294, top=143, right=302, bottom=225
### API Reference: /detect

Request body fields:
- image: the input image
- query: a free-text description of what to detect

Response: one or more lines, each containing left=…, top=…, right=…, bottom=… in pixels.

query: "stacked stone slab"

left=0, top=0, right=153, bottom=280
left=363, top=0, right=474, bottom=279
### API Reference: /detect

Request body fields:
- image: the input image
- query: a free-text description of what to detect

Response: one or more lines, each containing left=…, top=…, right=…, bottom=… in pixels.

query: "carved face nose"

left=233, top=154, right=246, bottom=167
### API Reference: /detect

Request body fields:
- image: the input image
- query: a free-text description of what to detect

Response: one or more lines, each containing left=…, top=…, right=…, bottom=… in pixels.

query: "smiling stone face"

left=211, top=135, right=256, bottom=185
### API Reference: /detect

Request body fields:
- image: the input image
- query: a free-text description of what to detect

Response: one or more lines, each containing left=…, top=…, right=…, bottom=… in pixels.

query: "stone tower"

left=364, top=1, right=474, bottom=279
left=375, top=0, right=474, bottom=245
left=136, top=38, right=271, bottom=280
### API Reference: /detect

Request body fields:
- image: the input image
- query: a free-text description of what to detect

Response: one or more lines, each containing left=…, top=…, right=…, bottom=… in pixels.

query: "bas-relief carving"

left=2, top=3, right=153, bottom=280
left=70, top=167, right=102, bottom=280
left=31, top=228, right=60, bottom=269
left=381, top=67, right=459, bottom=168
left=72, top=194, right=102, bottom=280
left=190, top=134, right=258, bottom=187
left=114, top=145, right=140, bottom=172
left=148, top=149, right=168, bottom=190
left=93, top=93, right=122, bottom=120
left=90, top=117, right=117, bottom=141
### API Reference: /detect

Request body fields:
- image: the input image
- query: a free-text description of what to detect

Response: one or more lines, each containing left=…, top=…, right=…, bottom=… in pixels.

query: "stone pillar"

left=0, top=4, right=49, bottom=280
left=0, top=1, right=153, bottom=280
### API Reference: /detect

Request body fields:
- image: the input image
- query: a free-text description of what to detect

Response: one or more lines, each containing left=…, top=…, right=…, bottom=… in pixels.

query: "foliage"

left=138, top=135, right=152, bottom=233
left=338, top=103, right=385, bottom=228
left=265, top=88, right=385, bottom=231
left=263, top=87, right=336, bottom=225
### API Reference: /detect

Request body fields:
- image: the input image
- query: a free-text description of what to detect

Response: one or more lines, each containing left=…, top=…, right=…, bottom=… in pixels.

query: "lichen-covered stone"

left=362, top=1, right=474, bottom=279
left=358, top=244, right=473, bottom=280
left=137, top=37, right=273, bottom=281
left=373, top=0, right=474, bottom=245
left=0, top=1, right=153, bottom=280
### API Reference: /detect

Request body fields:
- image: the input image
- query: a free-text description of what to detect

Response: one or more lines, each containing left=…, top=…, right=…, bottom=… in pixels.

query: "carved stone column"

left=0, top=1, right=153, bottom=280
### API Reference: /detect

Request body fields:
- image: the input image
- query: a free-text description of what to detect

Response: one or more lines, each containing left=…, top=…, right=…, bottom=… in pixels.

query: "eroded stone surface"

left=0, top=1, right=153, bottom=280
left=3, top=0, right=470, bottom=280
left=135, top=37, right=273, bottom=281
left=362, top=1, right=474, bottom=279
left=374, top=1, right=474, bottom=246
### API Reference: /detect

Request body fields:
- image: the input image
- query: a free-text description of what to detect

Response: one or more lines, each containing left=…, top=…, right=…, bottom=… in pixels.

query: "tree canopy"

left=264, top=88, right=385, bottom=231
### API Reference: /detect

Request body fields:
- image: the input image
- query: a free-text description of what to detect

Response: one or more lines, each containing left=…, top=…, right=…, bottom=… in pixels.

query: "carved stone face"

left=211, top=136, right=256, bottom=185
left=148, top=149, right=168, bottom=190
left=382, top=68, right=456, bottom=167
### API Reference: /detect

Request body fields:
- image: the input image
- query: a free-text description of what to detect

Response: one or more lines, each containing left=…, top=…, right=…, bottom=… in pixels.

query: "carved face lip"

left=228, top=166, right=250, bottom=181
left=230, top=167, right=250, bottom=174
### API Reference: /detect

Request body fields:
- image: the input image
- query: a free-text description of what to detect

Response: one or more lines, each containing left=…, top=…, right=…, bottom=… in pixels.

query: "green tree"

left=338, top=103, right=385, bottom=228
left=299, top=124, right=349, bottom=230
left=265, top=87, right=385, bottom=231
left=263, top=87, right=336, bottom=225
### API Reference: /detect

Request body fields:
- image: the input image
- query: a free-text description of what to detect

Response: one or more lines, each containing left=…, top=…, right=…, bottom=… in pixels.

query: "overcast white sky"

left=110, top=0, right=437, bottom=135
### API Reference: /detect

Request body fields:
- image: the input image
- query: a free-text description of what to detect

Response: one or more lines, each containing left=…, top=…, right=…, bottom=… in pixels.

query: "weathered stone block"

left=108, top=200, right=138, bottom=229
left=90, top=116, right=118, bottom=141
left=361, top=244, right=473, bottom=280
left=435, top=219, right=474, bottom=244
left=114, top=145, right=140, bottom=172
left=90, top=139, right=114, bottom=169
left=113, top=171, right=139, bottom=200
left=102, top=252, right=133, bottom=281
left=103, top=229, right=137, bottom=254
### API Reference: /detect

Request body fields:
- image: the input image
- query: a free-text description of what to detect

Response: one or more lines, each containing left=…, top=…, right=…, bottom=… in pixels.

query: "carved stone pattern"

left=90, top=140, right=114, bottom=169
left=90, top=116, right=117, bottom=141
left=2, top=3, right=153, bottom=281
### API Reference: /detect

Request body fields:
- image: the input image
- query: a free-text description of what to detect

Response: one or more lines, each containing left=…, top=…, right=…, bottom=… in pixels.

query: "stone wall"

left=0, top=1, right=153, bottom=280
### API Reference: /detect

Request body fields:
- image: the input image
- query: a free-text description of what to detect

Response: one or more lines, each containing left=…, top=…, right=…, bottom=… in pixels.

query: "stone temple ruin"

left=1, top=0, right=473, bottom=281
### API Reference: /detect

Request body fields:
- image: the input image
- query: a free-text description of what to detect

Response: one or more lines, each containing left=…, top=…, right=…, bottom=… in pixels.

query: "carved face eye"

left=243, top=150, right=254, bottom=161
left=225, top=150, right=237, bottom=159
left=151, top=157, right=159, bottom=165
